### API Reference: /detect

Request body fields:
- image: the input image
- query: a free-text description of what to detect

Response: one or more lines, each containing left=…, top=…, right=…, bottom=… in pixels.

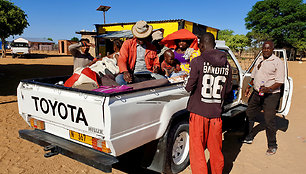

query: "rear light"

left=92, top=138, right=111, bottom=153
left=29, top=117, right=45, bottom=130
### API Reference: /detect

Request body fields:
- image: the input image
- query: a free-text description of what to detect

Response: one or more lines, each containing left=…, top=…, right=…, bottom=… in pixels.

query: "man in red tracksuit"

left=185, top=32, right=232, bottom=174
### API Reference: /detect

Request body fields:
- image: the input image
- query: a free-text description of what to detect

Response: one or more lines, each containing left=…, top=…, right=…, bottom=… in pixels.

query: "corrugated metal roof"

left=96, top=29, right=162, bottom=39
left=14, top=37, right=55, bottom=43
left=96, top=30, right=133, bottom=39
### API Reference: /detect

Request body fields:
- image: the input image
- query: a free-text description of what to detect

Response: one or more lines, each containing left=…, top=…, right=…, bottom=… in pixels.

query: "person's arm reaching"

left=68, top=42, right=83, bottom=57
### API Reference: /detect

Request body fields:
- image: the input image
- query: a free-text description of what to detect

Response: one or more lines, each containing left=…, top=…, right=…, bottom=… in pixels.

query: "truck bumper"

left=19, top=129, right=118, bottom=173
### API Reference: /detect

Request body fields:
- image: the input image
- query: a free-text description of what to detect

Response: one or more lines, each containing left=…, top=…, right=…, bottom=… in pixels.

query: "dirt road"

left=0, top=55, right=305, bottom=174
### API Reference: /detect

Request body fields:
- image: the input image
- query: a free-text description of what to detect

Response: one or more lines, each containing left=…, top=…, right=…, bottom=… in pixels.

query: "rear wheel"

left=164, top=120, right=189, bottom=174
left=12, top=54, right=16, bottom=58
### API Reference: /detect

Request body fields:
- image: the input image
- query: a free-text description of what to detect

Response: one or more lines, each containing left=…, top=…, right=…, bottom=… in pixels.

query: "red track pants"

left=189, top=112, right=224, bottom=174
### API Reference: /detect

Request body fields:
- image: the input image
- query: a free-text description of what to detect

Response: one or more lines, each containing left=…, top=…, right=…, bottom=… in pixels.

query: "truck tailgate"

left=17, top=82, right=112, bottom=153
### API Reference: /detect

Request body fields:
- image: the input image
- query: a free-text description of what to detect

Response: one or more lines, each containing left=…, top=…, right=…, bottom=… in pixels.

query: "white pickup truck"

left=17, top=41, right=293, bottom=174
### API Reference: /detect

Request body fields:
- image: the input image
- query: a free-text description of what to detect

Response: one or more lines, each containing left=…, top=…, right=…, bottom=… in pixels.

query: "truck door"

left=216, top=47, right=243, bottom=108
left=241, top=49, right=293, bottom=116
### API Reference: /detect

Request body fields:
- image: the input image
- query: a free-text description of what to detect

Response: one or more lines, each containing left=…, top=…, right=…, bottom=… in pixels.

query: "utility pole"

left=96, top=5, right=111, bottom=24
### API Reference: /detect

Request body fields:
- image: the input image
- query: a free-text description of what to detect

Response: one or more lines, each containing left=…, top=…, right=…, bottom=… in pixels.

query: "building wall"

left=58, top=40, right=77, bottom=55
left=30, top=42, right=54, bottom=51
left=97, top=21, right=218, bottom=39
left=97, top=21, right=179, bottom=38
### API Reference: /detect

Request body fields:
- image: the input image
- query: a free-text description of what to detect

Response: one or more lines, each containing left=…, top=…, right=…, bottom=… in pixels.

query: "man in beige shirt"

left=243, top=41, right=285, bottom=155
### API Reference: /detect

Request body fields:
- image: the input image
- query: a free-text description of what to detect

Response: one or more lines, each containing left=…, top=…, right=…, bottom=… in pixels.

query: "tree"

left=245, top=0, right=306, bottom=51
left=227, top=35, right=251, bottom=58
left=293, top=40, right=306, bottom=59
left=71, top=37, right=79, bottom=42
left=219, top=29, right=250, bottom=58
left=246, top=30, right=272, bottom=56
left=47, top=38, right=53, bottom=41
left=218, top=29, right=234, bottom=41
left=0, top=0, right=29, bottom=58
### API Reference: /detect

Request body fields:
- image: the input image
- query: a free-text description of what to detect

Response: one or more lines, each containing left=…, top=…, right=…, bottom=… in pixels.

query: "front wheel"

left=164, top=120, right=190, bottom=174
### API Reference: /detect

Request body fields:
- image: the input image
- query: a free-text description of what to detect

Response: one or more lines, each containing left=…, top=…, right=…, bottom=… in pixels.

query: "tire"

left=164, top=120, right=190, bottom=174
left=12, top=54, right=16, bottom=58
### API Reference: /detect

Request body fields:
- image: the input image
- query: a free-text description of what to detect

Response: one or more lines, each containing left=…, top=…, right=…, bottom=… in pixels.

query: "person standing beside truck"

left=243, top=40, right=285, bottom=155
left=116, top=20, right=164, bottom=85
left=185, top=32, right=232, bottom=174
left=69, top=38, right=95, bottom=71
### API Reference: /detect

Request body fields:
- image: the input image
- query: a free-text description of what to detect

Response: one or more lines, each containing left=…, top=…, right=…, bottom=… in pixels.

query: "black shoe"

left=241, top=136, right=253, bottom=144
left=266, top=147, right=277, bottom=155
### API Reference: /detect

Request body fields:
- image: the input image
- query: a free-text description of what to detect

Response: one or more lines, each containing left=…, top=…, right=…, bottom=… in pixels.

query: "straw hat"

left=132, top=20, right=153, bottom=38
left=152, top=30, right=163, bottom=41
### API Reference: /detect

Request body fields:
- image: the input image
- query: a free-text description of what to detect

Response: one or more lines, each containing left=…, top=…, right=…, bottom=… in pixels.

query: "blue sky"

left=8, top=0, right=268, bottom=42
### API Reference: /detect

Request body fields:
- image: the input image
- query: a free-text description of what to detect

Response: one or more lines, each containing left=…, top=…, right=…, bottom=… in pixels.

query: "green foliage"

left=293, top=40, right=306, bottom=55
left=218, top=29, right=251, bottom=57
left=245, top=0, right=306, bottom=50
left=218, top=29, right=234, bottom=41
left=246, top=30, right=272, bottom=55
left=228, top=35, right=250, bottom=51
left=0, top=0, right=29, bottom=39
left=71, top=37, right=79, bottom=42
left=47, top=38, right=53, bottom=41
left=0, top=0, right=29, bottom=57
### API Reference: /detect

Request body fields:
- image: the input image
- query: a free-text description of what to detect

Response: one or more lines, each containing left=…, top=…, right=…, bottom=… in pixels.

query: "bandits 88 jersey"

left=185, top=49, right=232, bottom=118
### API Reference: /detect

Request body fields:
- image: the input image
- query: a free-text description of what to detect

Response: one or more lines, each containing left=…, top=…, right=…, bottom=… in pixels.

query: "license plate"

left=69, top=130, right=93, bottom=145
left=17, top=52, right=23, bottom=54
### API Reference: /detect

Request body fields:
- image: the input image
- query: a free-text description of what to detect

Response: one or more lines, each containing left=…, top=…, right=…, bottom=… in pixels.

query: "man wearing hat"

left=152, top=30, right=169, bottom=63
left=116, top=20, right=164, bottom=85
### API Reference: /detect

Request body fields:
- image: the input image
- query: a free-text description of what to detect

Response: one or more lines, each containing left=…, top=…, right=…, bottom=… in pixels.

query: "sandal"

left=266, top=147, right=277, bottom=155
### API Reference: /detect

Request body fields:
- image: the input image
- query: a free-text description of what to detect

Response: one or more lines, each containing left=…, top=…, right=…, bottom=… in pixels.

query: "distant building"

left=95, top=19, right=219, bottom=57
left=13, top=37, right=55, bottom=51
left=58, top=40, right=78, bottom=55
left=73, top=19, right=219, bottom=57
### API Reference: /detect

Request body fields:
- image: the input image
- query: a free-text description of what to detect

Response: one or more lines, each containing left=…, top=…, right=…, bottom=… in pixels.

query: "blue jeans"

left=115, top=71, right=166, bottom=85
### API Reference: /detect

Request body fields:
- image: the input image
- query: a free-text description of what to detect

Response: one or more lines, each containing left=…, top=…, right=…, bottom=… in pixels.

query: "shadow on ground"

left=113, top=147, right=160, bottom=174
left=0, top=64, right=72, bottom=96
left=4, top=53, right=72, bottom=59
left=221, top=113, right=247, bottom=174
left=220, top=112, right=289, bottom=174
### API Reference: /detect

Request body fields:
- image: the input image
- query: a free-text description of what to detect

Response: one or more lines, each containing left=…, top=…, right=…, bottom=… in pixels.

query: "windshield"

left=11, top=42, right=29, bottom=47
